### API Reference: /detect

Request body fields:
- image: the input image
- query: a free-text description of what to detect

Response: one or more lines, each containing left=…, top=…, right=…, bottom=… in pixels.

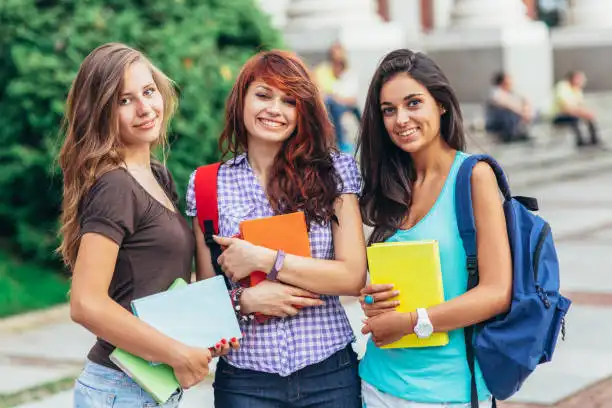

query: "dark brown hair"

left=358, top=49, right=466, bottom=244
left=219, top=49, right=340, bottom=225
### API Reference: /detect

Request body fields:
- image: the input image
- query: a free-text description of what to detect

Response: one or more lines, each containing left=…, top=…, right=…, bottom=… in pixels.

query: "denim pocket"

left=337, top=345, right=357, bottom=369
left=74, top=379, right=116, bottom=408
left=217, top=358, right=237, bottom=376
left=143, top=389, right=182, bottom=407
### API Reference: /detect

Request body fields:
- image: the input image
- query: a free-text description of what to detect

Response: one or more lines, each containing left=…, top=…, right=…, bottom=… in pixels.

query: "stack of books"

left=110, top=275, right=241, bottom=403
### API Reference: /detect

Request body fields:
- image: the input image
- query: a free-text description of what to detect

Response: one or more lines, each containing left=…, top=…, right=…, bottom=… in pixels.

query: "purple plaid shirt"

left=186, top=152, right=361, bottom=376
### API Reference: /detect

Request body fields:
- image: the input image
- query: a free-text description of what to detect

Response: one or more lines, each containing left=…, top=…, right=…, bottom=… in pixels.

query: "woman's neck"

left=247, top=139, right=282, bottom=187
left=122, top=144, right=152, bottom=170
left=410, top=138, right=456, bottom=184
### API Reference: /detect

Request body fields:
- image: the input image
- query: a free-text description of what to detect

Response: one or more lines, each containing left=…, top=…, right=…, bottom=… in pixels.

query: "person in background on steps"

left=314, top=42, right=361, bottom=154
left=357, top=49, right=512, bottom=408
left=57, top=43, right=236, bottom=408
left=484, top=71, right=534, bottom=143
left=552, top=70, right=601, bottom=148
left=185, top=49, right=366, bottom=408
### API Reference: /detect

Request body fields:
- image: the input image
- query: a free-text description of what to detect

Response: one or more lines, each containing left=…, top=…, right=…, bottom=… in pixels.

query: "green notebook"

left=109, top=278, right=187, bottom=403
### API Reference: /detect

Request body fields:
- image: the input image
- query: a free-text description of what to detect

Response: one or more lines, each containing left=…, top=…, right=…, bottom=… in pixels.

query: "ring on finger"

left=364, top=295, right=375, bottom=305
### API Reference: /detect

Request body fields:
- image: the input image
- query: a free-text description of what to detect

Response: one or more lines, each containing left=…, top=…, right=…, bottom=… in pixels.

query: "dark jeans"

left=485, top=104, right=528, bottom=143
left=213, top=345, right=361, bottom=408
left=325, top=96, right=361, bottom=153
left=553, top=114, right=600, bottom=146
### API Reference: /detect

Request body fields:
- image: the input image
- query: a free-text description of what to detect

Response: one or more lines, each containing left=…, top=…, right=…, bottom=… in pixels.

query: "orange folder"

left=239, top=211, right=311, bottom=286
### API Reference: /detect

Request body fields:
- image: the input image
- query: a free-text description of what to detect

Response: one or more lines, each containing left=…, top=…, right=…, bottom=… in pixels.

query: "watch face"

left=415, top=322, right=434, bottom=339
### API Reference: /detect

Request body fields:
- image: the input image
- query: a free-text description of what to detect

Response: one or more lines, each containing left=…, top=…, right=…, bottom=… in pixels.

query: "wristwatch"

left=266, top=249, right=285, bottom=281
left=414, top=308, right=434, bottom=339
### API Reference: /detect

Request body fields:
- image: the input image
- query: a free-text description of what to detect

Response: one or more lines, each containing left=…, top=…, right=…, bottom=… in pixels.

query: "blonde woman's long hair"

left=57, top=43, right=178, bottom=270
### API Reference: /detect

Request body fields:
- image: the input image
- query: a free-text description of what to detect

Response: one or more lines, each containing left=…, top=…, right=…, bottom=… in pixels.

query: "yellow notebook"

left=366, top=240, right=449, bottom=349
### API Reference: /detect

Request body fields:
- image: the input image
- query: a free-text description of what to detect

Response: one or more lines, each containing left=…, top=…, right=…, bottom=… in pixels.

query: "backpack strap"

left=194, top=162, right=230, bottom=290
left=455, top=154, right=512, bottom=267
left=455, top=154, right=509, bottom=408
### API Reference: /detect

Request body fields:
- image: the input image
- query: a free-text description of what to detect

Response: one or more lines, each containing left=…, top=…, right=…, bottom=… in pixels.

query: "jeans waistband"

left=79, top=360, right=140, bottom=388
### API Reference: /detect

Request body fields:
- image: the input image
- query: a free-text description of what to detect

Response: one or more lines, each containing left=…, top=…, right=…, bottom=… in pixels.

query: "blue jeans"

left=485, top=104, right=527, bottom=143
left=213, top=345, right=361, bottom=408
left=553, top=114, right=600, bottom=146
left=74, top=360, right=183, bottom=407
left=325, top=96, right=360, bottom=154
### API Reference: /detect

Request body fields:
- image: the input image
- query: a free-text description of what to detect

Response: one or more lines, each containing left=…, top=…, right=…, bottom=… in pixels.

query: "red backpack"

left=193, top=162, right=276, bottom=322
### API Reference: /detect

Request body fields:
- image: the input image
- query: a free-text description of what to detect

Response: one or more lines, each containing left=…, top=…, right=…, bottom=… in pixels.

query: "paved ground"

left=3, top=96, right=611, bottom=407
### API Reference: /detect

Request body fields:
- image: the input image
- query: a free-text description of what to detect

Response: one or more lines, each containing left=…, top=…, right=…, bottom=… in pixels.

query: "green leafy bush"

left=0, top=250, right=70, bottom=317
left=0, top=0, right=282, bottom=266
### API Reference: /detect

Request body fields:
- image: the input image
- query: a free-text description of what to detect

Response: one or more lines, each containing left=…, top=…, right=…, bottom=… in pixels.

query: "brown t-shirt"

left=78, top=164, right=195, bottom=369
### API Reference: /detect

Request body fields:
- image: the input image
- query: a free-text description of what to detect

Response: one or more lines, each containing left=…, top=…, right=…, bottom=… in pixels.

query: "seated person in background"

left=314, top=42, right=360, bottom=153
left=485, top=71, right=534, bottom=143
left=552, top=70, right=601, bottom=148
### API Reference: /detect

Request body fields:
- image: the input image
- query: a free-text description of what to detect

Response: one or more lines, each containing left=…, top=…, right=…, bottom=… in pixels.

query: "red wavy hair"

left=219, top=50, right=341, bottom=225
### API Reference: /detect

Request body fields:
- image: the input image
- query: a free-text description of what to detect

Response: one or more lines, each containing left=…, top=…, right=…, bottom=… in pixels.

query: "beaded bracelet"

left=230, top=287, right=255, bottom=323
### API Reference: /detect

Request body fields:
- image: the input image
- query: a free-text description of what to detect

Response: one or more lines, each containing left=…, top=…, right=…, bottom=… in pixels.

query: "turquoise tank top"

left=359, top=151, right=490, bottom=404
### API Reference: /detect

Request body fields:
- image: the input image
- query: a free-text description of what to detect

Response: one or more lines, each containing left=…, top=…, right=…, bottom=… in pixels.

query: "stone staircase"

left=461, top=92, right=612, bottom=189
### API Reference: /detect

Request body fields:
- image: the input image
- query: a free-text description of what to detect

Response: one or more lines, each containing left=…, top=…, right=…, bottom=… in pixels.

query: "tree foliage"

left=0, top=0, right=282, bottom=265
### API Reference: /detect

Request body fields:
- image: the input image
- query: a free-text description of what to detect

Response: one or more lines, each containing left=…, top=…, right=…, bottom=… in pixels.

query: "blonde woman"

left=58, top=43, right=234, bottom=407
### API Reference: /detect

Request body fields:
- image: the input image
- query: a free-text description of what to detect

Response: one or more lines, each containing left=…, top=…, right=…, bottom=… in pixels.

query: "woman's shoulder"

left=330, top=151, right=361, bottom=194
left=330, top=151, right=358, bottom=172
left=80, top=169, right=140, bottom=222
left=89, top=168, right=135, bottom=197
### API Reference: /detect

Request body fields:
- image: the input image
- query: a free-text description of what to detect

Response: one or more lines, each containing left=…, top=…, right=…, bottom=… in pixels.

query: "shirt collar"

left=226, top=153, right=248, bottom=167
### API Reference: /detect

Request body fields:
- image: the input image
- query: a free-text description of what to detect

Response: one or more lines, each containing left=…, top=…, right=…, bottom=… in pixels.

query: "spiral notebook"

left=366, top=240, right=448, bottom=349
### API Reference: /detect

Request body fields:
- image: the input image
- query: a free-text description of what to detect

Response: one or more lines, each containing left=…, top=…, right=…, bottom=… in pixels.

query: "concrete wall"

left=553, top=44, right=612, bottom=91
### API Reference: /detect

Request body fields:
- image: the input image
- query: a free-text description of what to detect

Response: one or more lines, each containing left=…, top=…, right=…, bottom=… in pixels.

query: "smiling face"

left=117, top=61, right=164, bottom=147
left=243, top=80, right=298, bottom=146
left=380, top=72, right=445, bottom=154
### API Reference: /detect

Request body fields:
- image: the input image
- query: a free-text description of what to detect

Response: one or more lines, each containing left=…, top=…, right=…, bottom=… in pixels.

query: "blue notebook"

left=130, top=275, right=242, bottom=349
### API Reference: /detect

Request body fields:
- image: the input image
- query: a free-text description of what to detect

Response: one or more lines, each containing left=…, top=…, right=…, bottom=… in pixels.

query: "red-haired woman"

left=185, top=50, right=366, bottom=407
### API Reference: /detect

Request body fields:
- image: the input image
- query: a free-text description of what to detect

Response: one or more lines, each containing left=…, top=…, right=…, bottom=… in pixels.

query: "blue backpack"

left=455, top=154, right=572, bottom=408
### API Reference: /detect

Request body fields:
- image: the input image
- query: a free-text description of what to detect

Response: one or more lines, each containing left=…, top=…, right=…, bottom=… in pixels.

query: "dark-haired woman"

left=357, top=49, right=512, bottom=407
left=185, top=49, right=366, bottom=408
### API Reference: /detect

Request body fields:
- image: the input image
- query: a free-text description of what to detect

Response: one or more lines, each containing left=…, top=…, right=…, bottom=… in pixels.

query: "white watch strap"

left=416, top=307, right=429, bottom=323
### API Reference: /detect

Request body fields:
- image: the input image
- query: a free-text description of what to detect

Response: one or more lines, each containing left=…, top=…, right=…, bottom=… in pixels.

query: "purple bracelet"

left=266, top=249, right=285, bottom=282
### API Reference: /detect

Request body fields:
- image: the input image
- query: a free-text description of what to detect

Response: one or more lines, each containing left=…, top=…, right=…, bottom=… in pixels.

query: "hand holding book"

left=361, top=310, right=417, bottom=348
left=170, top=336, right=239, bottom=389
left=365, top=240, right=448, bottom=348
left=359, top=284, right=400, bottom=317
left=213, top=211, right=315, bottom=322
left=167, top=344, right=212, bottom=390
left=213, top=235, right=276, bottom=283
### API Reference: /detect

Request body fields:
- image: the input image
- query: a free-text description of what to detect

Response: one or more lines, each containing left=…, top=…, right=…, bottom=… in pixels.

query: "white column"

left=387, top=0, right=423, bottom=39
left=256, top=0, right=291, bottom=30
left=283, top=0, right=407, bottom=108
left=285, top=0, right=382, bottom=30
left=570, top=0, right=612, bottom=27
left=432, top=0, right=455, bottom=30
left=551, top=0, right=612, bottom=90
left=424, top=0, right=552, bottom=112
left=450, top=0, right=530, bottom=28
